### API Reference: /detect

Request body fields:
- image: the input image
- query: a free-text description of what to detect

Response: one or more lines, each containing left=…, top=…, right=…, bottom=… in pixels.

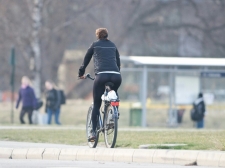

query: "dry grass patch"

left=0, top=129, right=225, bottom=150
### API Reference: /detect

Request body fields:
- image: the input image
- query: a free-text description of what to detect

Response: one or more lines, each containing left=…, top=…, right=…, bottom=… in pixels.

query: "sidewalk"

left=0, top=141, right=224, bottom=167
left=0, top=125, right=221, bottom=132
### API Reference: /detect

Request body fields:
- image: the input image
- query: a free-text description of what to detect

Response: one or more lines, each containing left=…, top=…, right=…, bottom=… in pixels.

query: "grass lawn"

left=0, top=129, right=225, bottom=150
left=1, top=100, right=225, bottom=129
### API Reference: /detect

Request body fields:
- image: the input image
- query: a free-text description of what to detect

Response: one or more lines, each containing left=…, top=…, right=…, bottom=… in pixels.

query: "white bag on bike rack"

left=101, top=90, right=117, bottom=101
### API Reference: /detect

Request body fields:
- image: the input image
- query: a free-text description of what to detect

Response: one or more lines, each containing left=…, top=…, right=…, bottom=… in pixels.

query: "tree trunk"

left=31, top=0, right=43, bottom=98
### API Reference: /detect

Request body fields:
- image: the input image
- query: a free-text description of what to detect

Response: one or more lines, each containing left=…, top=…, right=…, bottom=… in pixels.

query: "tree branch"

left=52, top=2, right=97, bottom=33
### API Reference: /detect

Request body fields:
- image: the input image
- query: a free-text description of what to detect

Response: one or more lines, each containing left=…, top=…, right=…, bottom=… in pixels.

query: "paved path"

left=0, top=126, right=85, bottom=130
left=0, top=159, right=217, bottom=168
left=0, top=125, right=222, bottom=132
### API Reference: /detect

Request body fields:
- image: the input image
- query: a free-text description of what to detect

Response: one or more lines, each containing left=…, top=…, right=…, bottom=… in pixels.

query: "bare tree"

left=0, top=0, right=225, bottom=95
left=31, top=0, right=43, bottom=97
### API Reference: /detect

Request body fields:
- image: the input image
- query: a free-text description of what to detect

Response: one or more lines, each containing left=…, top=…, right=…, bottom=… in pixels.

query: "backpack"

left=58, top=90, right=66, bottom=105
left=27, top=87, right=43, bottom=110
left=190, top=102, right=203, bottom=121
left=34, top=99, right=43, bottom=110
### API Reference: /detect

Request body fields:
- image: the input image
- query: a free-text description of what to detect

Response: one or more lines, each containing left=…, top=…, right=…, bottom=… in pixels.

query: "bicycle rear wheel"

left=86, top=104, right=99, bottom=148
left=104, top=105, right=118, bottom=148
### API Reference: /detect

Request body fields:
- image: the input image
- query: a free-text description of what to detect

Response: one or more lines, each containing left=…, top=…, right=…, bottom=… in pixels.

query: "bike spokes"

left=86, top=105, right=99, bottom=148
left=104, top=106, right=118, bottom=148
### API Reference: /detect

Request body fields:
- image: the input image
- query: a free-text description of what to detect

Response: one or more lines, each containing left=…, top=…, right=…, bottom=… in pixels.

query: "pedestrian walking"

left=191, top=93, right=206, bottom=128
left=45, top=81, right=61, bottom=125
left=16, top=76, right=37, bottom=124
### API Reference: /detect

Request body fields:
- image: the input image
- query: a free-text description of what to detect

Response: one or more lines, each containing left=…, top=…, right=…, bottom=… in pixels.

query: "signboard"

left=175, top=76, right=200, bottom=105
left=201, top=72, right=225, bottom=78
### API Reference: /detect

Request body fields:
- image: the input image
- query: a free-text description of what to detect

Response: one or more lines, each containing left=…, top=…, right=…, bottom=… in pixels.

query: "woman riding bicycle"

left=78, top=28, right=122, bottom=141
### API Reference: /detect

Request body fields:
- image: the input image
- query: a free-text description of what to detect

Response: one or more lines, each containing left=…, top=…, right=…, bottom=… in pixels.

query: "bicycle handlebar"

left=78, top=73, right=95, bottom=80
left=85, top=73, right=95, bottom=80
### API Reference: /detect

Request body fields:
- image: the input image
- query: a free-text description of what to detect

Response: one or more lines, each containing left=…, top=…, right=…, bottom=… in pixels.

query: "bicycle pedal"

left=97, top=128, right=103, bottom=133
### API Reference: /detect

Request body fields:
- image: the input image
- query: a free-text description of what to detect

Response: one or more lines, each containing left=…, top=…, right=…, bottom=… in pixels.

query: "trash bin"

left=129, top=108, right=142, bottom=126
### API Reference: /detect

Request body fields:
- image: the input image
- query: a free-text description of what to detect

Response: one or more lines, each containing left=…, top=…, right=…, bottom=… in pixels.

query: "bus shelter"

left=120, top=56, right=225, bottom=127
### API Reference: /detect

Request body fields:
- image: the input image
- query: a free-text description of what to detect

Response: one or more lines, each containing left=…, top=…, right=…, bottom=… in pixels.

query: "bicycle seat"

left=105, top=82, right=114, bottom=91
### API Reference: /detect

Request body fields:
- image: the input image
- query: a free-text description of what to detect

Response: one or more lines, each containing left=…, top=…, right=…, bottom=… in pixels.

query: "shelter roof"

left=121, top=56, right=225, bottom=67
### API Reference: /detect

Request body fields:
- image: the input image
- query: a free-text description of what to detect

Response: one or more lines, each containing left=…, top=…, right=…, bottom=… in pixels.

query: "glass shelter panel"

left=146, top=71, right=170, bottom=127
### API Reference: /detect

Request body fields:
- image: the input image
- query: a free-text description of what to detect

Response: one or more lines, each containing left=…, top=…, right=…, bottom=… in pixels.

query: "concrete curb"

left=26, top=148, right=45, bottom=159
left=59, top=148, right=79, bottom=161
left=0, top=148, right=13, bottom=159
left=219, top=153, right=225, bottom=167
left=11, top=148, right=28, bottom=159
left=1, top=147, right=225, bottom=167
left=153, top=149, right=176, bottom=164
left=133, top=149, right=155, bottom=163
left=197, top=151, right=223, bottom=167
left=174, top=150, right=199, bottom=165
left=43, top=148, right=61, bottom=160
left=95, top=148, right=115, bottom=162
left=76, top=148, right=96, bottom=161
left=113, top=149, right=135, bottom=162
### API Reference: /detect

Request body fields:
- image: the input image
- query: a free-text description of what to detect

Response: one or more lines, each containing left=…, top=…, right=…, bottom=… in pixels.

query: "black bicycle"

left=82, top=73, right=119, bottom=148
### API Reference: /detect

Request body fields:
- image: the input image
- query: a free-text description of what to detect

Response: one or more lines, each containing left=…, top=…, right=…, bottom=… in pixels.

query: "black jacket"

left=194, top=98, right=205, bottom=116
left=79, top=39, right=120, bottom=76
left=45, top=88, right=60, bottom=111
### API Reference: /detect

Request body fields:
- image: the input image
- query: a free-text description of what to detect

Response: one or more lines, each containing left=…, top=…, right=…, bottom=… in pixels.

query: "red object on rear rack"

left=111, top=101, right=119, bottom=106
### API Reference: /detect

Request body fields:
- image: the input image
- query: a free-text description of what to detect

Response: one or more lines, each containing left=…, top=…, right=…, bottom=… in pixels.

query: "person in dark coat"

left=78, top=28, right=122, bottom=141
left=16, top=76, right=37, bottom=124
left=194, top=93, right=206, bottom=128
left=45, top=81, right=61, bottom=125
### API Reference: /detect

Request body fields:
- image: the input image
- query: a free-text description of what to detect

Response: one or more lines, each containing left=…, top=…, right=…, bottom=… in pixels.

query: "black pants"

left=92, top=73, right=122, bottom=132
left=20, top=107, right=33, bottom=124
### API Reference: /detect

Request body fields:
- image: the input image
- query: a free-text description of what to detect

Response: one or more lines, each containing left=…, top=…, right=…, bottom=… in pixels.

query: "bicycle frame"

left=97, top=101, right=109, bottom=133
left=96, top=100, right=119, bottom=133
left=83, top=73, right=120, bottom=148
left=97, top=112, right=103, bottom=133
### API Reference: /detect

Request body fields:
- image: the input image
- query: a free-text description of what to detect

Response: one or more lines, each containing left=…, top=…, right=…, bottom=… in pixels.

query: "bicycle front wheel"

left=104, top=105, right=118, bottom=148
left=86, top=104, right=99, bottom=148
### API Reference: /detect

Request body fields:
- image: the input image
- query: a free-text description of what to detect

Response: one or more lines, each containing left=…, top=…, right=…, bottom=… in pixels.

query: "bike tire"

left=104, top=105, right=118, bottom=148
left=86, top=104, right=99, bottom=148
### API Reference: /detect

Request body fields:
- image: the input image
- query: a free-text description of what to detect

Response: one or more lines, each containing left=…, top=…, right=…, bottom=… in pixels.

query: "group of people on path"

left=16, top=76, right=64, bottom=125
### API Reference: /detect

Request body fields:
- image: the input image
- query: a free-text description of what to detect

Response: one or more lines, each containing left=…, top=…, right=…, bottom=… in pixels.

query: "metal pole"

left=169, top=68, right=173, bottom=126
left=173, top=66, right=177, bottom=126
left=168, top=66, right=176, bottom=126
left=199, top=69, right=202, bottom=93
left=10, top=47, right=15, bottom=124
left=141, top=65, right=148, bottom=127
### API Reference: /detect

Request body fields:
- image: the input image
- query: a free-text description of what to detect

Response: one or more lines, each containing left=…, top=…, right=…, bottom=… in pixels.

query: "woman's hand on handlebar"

left=78, top=73, right=95, bottom=80
left=78, top=76, right=85, bottom=79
